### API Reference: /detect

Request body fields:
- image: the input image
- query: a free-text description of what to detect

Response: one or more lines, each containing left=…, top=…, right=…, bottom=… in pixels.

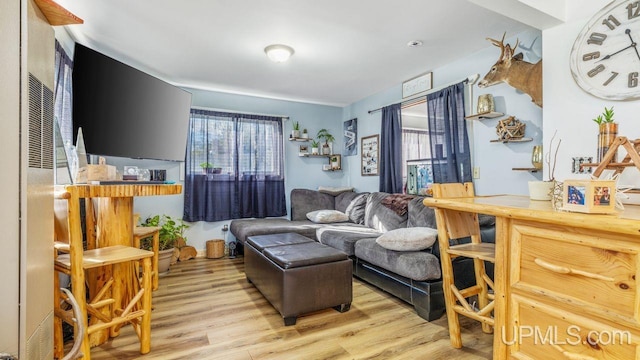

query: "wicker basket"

left=206, top=239, right=225, bottom=259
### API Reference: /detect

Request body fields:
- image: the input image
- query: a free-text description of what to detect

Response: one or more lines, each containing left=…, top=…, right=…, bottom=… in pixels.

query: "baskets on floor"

left=206, top=239, right=225, bottom=259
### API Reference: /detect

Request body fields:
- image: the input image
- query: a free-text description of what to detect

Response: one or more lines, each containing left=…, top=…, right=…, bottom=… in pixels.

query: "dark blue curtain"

left=426, top=82, right=471, bottom=183
left=183, top=109, right=286, bottom=222
left=379, top=103, right=403, bottom=193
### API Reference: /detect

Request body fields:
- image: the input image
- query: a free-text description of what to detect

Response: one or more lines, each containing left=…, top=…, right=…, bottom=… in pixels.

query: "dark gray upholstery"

left=363, top=192, right=408, bottom=232
left=230, top=218, right=323, bottom=244
left=354, top=238, right=441, bottom=281
left=316, top=224, right=381, bottom=256
left=342, top=193, right=369, bottom=225
left=407, top=197, right=437, bottom=228
left=290, top=189, right=336, bottom=221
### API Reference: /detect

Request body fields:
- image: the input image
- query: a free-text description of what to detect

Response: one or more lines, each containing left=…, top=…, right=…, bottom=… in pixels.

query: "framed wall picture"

left=343, top=118, right=357, bottom=156
left=361, top=134, right=379, bottom=176
left=402, top=72, right=433, bottom=98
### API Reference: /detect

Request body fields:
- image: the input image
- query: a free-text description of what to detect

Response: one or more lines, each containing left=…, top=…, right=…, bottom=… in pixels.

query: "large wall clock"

left=570, top=0, right=640, bottom=100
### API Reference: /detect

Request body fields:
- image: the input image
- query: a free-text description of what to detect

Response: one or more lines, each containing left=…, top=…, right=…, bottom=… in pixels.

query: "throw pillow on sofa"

left=307, top=210, right=350, bottom=223
left=375, top=227, right=438, bottom=251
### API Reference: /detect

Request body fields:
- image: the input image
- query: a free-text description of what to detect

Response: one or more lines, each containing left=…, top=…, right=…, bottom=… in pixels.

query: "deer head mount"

left=478, top=33, right=542, bottom=108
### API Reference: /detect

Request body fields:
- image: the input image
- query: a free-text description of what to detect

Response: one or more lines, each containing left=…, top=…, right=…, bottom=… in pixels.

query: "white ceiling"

left=56, top=0, right=535, bottom=107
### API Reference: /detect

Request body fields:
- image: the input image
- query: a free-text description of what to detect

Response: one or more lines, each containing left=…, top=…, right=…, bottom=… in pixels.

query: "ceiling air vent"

left=28, top=73, right=54, bottom=169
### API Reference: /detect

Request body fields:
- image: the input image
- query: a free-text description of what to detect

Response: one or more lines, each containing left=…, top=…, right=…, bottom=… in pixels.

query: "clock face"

left=570, top=0, right=640, bottom=100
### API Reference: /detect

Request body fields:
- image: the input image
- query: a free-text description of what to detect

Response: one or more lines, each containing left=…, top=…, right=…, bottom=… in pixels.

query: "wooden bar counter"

left=423, top=195, right=640, bottom=359
left=64, top=183, right=182, bottom=346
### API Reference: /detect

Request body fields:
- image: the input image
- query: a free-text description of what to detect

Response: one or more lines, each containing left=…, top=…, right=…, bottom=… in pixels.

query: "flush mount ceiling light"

left=407, top=40, right=423, bottom=48
left=264, top=44, right=295, bottom=63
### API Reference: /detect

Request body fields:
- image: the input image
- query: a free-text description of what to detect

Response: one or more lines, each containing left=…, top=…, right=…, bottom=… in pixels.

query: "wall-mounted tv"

left=72, top=43, right=192, bottom=162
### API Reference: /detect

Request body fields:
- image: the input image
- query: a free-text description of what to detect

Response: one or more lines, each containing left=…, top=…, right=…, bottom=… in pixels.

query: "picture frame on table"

left=562, top=179, right=616, bottom=214
left=361, top=134, right=379, bottom=176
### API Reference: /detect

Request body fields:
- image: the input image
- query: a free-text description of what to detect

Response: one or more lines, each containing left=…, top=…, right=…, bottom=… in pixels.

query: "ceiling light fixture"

left=407, top=40, right=423, bottom=48
left=264, top=44, right=295, bottom=63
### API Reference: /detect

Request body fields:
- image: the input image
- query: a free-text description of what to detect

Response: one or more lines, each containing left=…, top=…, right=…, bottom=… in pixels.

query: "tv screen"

left=72, top=43, right=192, bottom=162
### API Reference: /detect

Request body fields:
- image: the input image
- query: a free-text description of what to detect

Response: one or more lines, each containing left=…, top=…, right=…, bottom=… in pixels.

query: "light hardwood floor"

left=88, top=256, right=492, bottom=359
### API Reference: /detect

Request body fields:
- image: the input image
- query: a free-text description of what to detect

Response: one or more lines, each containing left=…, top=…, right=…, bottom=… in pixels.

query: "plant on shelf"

left=200, top=161, right=221, bottom=174
left=310, top=140, right=320, bottom=155
left=292, top=121, right=300, bottom=138
left=302, top=128, right=309, bottom=139
left=316, top=129, right=335, bottom=155
left=593, top=106, right=618, bottom=162
left=140, top=214, right=189, bottom=251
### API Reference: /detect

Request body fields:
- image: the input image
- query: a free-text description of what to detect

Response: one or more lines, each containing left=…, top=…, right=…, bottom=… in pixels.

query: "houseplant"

left=302, top=128, right=309, bottom=139
left=593, top=106, right=617, bottom=162
left=140, top=215, right=189, bottom=273
left=292, top=121, right=300, bottom=139
left=310, top=140, right=320, bottom=155
left=200, top=162, right=221, bottom=174
left=316, top=129, right=335, bottom=155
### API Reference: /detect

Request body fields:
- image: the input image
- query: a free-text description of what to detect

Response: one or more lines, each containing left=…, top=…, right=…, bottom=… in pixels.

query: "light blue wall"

left=342, top=29, right=543, bottom=196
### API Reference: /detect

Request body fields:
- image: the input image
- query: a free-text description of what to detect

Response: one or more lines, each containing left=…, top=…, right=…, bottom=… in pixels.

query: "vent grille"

left=28, top=73, right=54, bottom=169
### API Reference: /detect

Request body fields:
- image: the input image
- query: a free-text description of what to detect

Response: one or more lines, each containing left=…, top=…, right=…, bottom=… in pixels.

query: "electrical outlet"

left=472, top=167, right=480, bottom=179
left=222, top=224, right=229, bottom=232
left=571, top=157, right=593, bottom=174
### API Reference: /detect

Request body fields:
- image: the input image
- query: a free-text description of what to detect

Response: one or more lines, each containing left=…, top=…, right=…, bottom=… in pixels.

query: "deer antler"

left=486, top=32, right=507, bottom=60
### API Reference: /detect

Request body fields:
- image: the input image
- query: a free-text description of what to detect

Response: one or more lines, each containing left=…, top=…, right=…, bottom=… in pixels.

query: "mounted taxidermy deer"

left=478, top=33, right=542, bottom=107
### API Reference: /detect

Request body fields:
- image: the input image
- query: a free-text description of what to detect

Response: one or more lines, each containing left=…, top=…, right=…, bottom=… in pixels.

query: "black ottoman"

left=245, top=233, right=352, bottom=325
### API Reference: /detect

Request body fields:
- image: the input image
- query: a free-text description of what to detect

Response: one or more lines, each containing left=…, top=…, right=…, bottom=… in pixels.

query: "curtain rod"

left=367, top=73, right=479, bottom=115
left=191, top=106, right=290, bottom=120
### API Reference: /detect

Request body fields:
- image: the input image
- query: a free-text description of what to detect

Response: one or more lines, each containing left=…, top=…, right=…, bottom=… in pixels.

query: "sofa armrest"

left=290, top=189, right=337, bottom=221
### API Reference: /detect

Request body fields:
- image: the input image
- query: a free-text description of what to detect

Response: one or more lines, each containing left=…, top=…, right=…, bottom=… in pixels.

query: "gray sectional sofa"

left=230, top=188, right=495, bottom=321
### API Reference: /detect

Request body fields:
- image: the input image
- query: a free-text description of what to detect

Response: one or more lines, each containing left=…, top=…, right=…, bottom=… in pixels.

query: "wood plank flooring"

left=88, top=256, right=492, bottom=359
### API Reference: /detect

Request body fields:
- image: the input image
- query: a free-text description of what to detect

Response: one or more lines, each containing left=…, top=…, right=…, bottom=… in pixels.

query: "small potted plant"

left=302, top=128, right=309, bottom=139
left=330, top=155, right=340, bottom=170
left=593, top=106, right=618, bottom=162
left=310, top=140, right=320, bottom=155
left=292, top=121, right=300, bottom=139
left=140, top=215, right=189, bottom=273
left=316, top=129, right=335, bottom=155
left=200, top=162, right=221, bottom=174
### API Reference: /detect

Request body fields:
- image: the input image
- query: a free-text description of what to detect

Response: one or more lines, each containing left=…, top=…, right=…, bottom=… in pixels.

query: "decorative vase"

left=477, top=94, right=495, bottom=114
left=311, top=147, right=319, bottom=155
left=528, top=181, right=553, bottom=201
left=322, top=145, right=330, bottom=155
left=158, top=248, right=174, bottom=275
left=531, top=145, right=543, bottom=170
left=292, top=130, right=300, bottom=138
left=597, top=123, right=618, bottom=162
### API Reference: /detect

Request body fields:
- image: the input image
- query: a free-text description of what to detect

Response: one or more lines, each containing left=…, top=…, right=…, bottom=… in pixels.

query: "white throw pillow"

left=375, top=227, right=438, bottom=251
left=306, top=210, right=350, bottom=223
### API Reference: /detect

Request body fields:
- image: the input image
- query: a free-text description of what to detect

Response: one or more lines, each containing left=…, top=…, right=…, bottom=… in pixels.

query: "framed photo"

left=361, top=134, right=379, bottom=176
left=343, top=118, right=357, bottom=156
left=562, top=179, right=616, bottom=214
left=402, top=72, right=433, bottom=98
left=298, top=145, right=309, bottom=156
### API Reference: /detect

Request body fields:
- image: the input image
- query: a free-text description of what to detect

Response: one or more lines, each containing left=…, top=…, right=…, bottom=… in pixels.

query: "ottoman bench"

left=245, top=233, right=352, bottom=325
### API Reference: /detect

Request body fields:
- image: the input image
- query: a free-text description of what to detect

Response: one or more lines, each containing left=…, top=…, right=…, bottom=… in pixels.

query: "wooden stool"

left=133, top=226, right=160, bottom=290
left=53, top=188, right=154, bottom=360
left=432, top=182, right=495, bottom=348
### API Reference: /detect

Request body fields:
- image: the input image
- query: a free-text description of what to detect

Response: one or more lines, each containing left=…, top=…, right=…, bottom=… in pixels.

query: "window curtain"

left=402, top=129, right=430, bottom=178
left=183, top=109, right=286, bottom=222
left=426, top=82, right=472, bottom=183
left=379, top=103, right=403, bottom=193
left=54, top=40, right=74, bottom=145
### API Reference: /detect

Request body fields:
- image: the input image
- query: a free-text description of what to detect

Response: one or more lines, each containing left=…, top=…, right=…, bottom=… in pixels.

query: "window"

left=183, top=109, right=286, bottom=222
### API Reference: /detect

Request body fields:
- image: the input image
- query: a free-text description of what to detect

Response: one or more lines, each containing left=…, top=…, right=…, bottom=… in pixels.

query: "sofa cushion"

left=355, top=238, right=441, bottom=281
left=340, top=193, right=369, bottom=225
left=406, top=197, right=437, bottom=228
left=318, top=186, right=354, bottom=196
left=230, top=218, right=324, bottom=244
left=307, top=210, right=349, bottom=223
left=364, top=193, right=408, bottom=232
left=316, top=224, right=381, bottom=256
left=376, top=227, right=438, bottom=251
left=290, top=189, right=336, bottom=221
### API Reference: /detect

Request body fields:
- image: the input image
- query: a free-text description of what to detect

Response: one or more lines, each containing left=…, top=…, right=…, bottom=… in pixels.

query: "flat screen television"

left=72, top=43, right=192, bottom=162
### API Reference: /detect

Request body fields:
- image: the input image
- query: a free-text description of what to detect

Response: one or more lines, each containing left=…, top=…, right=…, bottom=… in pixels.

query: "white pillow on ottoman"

left=306, top=210, right=350, bottom=223
left=376, top=227, right=438, bottom=251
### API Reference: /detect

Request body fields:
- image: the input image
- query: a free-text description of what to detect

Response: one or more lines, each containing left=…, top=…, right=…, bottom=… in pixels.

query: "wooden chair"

left=53, top=188, right=154, bottom=360
left=432, top=182, right=495, bottom=348
left=133, top=226, right=160, bottom=290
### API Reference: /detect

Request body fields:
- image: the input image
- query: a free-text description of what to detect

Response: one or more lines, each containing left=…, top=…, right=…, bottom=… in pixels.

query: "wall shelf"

left=512, top=167, right=539, bottom=172
left=490, top=137, right=533, bottom=143
left=288, top=137, right=309, bottom=142
left=34, top=0, right=83, bottom=25
left=465, top=111, right=504, bottom=121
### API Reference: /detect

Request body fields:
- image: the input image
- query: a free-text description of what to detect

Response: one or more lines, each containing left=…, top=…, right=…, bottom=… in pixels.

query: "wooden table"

left=423, top=195, right=640, bottom=359
left=65, top=183, right=182, bottom=346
